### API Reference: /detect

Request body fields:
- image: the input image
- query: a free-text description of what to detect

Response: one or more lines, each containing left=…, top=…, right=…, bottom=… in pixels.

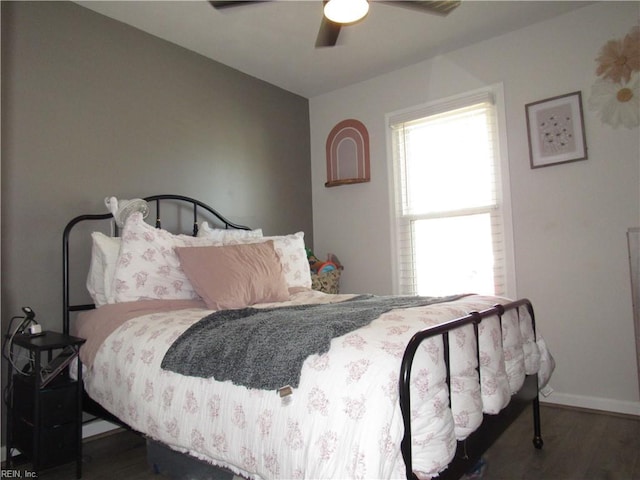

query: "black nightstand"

left=5, top=331, right=86, bottom=478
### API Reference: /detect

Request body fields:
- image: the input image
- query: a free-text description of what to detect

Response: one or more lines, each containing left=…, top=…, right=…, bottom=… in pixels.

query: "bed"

left=62, top=194, right=554, bottom=480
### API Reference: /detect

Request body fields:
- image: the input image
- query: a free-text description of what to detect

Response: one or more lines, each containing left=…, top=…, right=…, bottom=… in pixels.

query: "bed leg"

left=532, top=395, right=544, bottom=449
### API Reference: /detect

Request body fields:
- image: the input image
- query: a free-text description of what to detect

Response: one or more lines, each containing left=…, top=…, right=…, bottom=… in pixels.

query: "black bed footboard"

left=398, top=299, right=543, bottom=480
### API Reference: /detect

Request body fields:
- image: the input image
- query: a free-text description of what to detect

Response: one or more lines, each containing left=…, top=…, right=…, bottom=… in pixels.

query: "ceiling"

left=75, top=1, right=592, bottom=98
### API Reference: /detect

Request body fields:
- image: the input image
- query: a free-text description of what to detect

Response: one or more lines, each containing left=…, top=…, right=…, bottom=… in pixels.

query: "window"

left=389, top=86, right=514, bottom=297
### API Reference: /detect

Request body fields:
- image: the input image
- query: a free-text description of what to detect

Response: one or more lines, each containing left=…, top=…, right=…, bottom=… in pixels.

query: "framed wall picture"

left=525, top=91, right=588, bottom=169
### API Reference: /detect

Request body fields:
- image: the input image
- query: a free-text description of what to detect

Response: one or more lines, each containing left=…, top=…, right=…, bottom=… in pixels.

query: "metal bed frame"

left=62, top=194, right=543, bottom=479
left=399, top=299, right=544, bottom=479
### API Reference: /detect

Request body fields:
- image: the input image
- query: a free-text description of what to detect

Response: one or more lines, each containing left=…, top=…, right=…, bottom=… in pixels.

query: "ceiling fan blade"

left=209, top=1, right=270, bottom=10
left=315, top=17, right=342, bottom=48
left=378, top=1, right=461, bottom=16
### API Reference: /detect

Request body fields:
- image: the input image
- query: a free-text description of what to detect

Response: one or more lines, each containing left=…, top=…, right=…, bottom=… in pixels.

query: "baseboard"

left=541, top=391, right=640, bottom=417
left=1, top=419, right=119, bottom=463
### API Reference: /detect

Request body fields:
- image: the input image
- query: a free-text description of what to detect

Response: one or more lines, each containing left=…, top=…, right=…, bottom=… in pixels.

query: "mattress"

left=73, top=290, right=553, bottom=479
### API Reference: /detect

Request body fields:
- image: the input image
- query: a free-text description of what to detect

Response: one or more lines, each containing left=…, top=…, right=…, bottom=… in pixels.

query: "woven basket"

left=311, top=269, right=342, bottom=294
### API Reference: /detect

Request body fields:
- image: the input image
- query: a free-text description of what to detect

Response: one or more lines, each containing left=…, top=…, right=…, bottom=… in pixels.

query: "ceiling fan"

left=209, top=1, right=461, bottom=48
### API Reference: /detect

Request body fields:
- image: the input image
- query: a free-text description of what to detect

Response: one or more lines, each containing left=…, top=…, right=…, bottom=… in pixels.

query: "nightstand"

left=5, top=331, right=86, bottom=478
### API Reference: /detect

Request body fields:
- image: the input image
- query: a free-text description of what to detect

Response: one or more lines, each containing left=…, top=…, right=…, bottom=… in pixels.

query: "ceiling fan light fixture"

left=324, top=0, right=369, bottom=25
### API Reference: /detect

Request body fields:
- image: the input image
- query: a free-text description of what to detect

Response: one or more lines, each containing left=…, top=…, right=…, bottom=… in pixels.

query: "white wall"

left=309, top=2, right=640, bottom=415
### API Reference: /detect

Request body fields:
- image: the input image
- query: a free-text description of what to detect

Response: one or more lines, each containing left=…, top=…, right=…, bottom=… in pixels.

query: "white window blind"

left=390, top=90, right=508, bottom=297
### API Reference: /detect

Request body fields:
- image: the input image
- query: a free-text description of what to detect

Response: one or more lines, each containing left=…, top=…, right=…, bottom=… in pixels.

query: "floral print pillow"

left=112, top=212, right=216, bottom=302
left=199, top=230, right=313, bottom=291
left=233, top=232, right=312, bottom=291
left=197, top=221, right=263, bottom=242
left=262, top=232, right=312, bottom=290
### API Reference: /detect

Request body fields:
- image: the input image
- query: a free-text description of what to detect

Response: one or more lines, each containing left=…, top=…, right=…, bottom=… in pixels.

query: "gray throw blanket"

left=161, top=294, right=467, bottom=390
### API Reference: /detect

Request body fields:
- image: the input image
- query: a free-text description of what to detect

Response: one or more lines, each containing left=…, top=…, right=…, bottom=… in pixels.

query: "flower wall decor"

left=588, top=25, right=639, bottom=129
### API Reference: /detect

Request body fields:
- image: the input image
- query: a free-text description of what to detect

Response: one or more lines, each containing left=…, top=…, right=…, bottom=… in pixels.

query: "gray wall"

left=1, top=0, right=312, bottom=425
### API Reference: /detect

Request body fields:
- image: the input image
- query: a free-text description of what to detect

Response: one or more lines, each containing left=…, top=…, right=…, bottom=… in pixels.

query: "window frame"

left=386, top=84, right=517, bottom=298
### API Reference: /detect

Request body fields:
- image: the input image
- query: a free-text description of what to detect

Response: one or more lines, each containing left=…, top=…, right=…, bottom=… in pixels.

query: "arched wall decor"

left=325, top=119, right=370, bottom=187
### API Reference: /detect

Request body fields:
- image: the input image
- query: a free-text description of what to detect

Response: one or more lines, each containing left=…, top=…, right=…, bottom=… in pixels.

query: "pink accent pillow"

left=175, top=241, right=290, bottom=310
left=207, top=232, right=312, bottom=291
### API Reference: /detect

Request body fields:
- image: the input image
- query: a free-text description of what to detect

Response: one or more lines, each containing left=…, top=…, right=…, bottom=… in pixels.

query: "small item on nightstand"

left=40, top=345, right=77, bottom=388
left=28, top=324, right=44, bottom=336
left=2, top=307, right=42, bottom=370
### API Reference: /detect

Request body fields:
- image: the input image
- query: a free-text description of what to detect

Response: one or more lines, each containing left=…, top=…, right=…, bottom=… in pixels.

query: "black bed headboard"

left=62, top=194, right=250, bottom=334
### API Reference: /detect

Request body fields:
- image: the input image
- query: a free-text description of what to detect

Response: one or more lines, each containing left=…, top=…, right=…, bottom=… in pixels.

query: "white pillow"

left=198, top=221, right=263, bottom=243
left=112, top=212, right=217, bottom=302
left=86, top=232, right=120, bottom=307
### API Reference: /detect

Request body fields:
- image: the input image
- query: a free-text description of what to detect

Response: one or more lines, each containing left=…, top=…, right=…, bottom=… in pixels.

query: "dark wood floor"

left=483, top=405, right=640, bottom=479
left=5, top=404, right=639, bottom=479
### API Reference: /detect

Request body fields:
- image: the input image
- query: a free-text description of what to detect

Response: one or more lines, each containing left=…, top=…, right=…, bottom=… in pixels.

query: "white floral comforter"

left=78, top=292, right=553, bottom=479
